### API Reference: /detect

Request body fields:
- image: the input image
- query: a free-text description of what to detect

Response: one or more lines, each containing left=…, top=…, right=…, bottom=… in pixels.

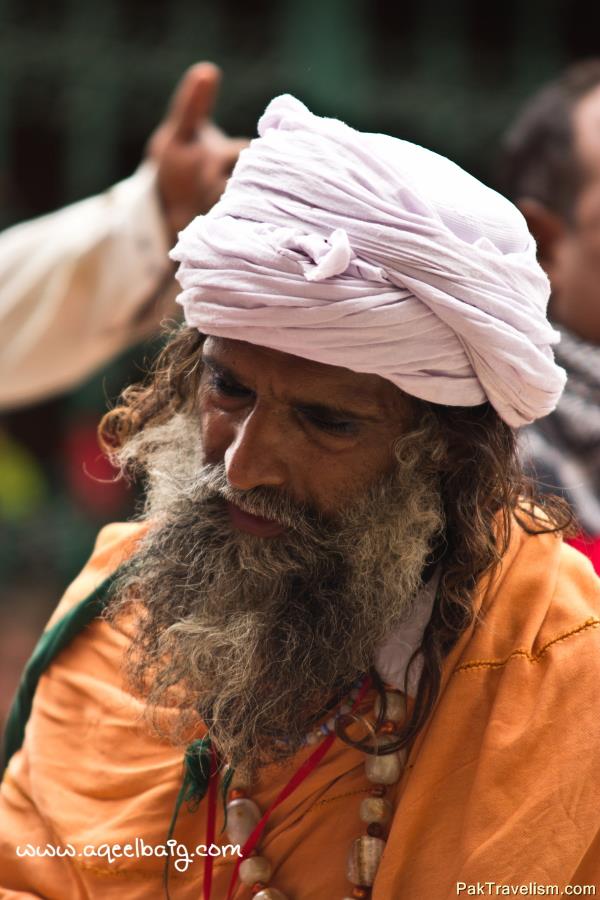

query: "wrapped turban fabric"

left=171, top=94, right=566, bottom=427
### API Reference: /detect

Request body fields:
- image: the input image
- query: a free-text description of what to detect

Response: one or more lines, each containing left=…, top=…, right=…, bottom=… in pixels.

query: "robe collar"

left=375, top=566, right=440, bottom=696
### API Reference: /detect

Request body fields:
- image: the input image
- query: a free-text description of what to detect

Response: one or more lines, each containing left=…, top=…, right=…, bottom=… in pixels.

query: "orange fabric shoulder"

left=461, top=516, right=600, bottom=671
left=376, top=519, right=600, bottom=898
left=46, top=520, right=149, bottom=628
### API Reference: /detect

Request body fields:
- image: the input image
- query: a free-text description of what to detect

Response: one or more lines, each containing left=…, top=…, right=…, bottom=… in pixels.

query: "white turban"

left=170, top=94, right=565, bottom=427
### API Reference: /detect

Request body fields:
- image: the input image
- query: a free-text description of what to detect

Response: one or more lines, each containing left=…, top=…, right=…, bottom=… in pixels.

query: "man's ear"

left=516, top=198, right=566, bottom=277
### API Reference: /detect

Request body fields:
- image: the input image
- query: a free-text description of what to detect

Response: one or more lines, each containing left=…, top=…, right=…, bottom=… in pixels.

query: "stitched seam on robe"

left=309, top=787, right=370, bottom=809
left=453, top=617, right=600, bottom=673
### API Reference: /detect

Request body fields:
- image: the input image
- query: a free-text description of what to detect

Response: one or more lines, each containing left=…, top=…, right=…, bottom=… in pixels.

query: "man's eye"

left=211, top=375, right=252, bottom=398
left=303, top=412, right=357, bottom=435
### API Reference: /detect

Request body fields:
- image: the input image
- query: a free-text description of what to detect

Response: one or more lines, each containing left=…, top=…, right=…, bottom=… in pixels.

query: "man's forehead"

left=202, top=336, right=407, bottom=415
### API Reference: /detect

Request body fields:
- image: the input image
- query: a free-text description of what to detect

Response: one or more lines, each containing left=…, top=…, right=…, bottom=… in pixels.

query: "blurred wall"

left=2, top=0, right=600, bottom=229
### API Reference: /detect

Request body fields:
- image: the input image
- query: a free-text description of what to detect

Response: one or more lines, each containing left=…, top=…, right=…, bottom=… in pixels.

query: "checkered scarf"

left=520, top=327, right=600, bottom=536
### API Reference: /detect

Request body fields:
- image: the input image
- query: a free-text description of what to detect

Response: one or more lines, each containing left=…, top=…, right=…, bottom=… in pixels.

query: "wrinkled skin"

left=198, top=336, right=415, bottom=520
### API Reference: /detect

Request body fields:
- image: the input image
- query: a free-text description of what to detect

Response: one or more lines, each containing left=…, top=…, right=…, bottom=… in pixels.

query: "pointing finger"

left=168, top=62, right=222, bottom=142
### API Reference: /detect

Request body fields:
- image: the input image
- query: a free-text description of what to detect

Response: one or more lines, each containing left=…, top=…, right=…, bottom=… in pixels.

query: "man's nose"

left=224, top=405, right=289, bottom=491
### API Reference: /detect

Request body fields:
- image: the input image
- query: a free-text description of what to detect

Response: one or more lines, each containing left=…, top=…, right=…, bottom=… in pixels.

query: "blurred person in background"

left=0, top=62, right=247, bottom=411
left=0, top=60, right=247, bottom=734
left=501, top=60, right=600, bottom=572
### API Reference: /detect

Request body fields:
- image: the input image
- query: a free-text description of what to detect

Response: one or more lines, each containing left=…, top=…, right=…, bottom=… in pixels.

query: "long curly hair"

left=99, top=325, right=573, bottom=753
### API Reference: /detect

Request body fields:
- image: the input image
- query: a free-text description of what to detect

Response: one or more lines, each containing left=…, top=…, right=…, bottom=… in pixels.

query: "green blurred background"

left=0, top=0, right=598, bottom=720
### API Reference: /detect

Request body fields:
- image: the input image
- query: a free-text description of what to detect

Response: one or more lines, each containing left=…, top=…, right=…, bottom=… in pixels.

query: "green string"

left=162, top=743, right=238, bottom=896
left=163, top=735, right=213, bottom=898
left=220, top=766, right=235, bottom=834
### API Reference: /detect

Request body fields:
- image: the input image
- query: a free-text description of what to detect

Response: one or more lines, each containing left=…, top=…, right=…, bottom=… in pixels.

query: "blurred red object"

left=567, top=534, right=600, bottom=575
left=63, top=420, right=130, bottom=517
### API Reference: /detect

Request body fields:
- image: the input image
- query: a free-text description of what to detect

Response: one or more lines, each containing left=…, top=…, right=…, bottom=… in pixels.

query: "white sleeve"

left=0, top=161, right=179, bottom=410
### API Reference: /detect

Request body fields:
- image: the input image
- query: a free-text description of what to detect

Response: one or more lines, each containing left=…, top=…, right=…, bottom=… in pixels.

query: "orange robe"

left=1, top=519, right=600, bottom=899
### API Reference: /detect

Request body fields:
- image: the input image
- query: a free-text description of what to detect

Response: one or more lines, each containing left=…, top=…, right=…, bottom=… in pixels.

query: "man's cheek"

left=199, top=408, right=233, bottom=465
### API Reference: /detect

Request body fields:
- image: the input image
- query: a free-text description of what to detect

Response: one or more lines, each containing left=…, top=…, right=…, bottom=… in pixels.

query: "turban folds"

left=171, top=94, right=565, bottom=427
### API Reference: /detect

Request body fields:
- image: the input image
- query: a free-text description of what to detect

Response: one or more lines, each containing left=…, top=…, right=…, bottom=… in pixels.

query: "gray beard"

left=109, top=414, right=444, bottom=770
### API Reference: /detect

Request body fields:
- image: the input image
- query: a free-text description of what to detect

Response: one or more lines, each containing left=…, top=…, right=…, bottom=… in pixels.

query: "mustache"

left=189, top=462, right=327, bottom=533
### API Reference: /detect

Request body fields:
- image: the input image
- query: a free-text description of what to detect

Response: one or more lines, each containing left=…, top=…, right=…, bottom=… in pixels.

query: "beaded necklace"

left=166, top=557, right=444, bottom=898
left=181, top=677, right=408, bottom=900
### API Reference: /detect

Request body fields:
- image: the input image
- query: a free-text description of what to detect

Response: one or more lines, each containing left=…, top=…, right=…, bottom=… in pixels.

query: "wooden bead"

left=364, top=751, right=402, bottom=785
left=252, top=890, right=288, bottom=900
left=239, top=856, right=272, bottom=885
left=380, top=720, right=398, bottom=735
left=374, top=691, right=406, bottom=723
left=352, top=888, right=371, bottom=899
left=367, top=822, right=384, bottom=838
left=347, top=835, right=385, bottom=886
left=360, top=796, right=392, bottom=825
left=230, top=787, right=247, bottom=800
left=251, top=884, right=267, bottom=895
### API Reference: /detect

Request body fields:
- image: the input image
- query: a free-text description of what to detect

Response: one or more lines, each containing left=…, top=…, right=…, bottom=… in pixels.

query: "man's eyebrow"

left=203, top=356, right=252, bottom=388
left=203, top=354, right=380, bottom=421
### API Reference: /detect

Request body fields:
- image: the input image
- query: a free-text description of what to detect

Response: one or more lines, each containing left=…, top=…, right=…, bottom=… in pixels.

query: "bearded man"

left=1, top=96, right=599, bottom=900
